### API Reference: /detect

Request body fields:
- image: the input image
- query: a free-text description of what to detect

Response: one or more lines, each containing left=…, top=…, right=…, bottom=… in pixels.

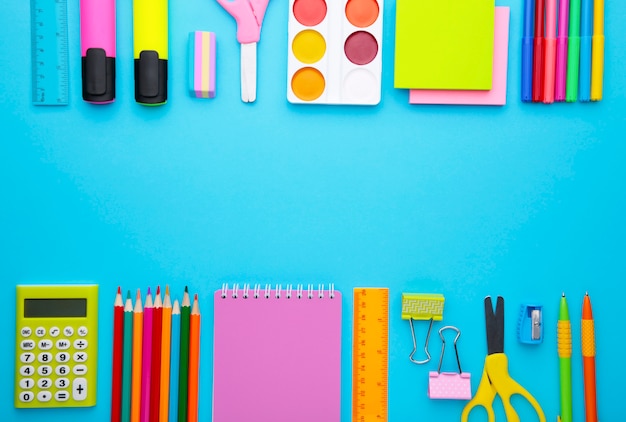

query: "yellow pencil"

left=131, top=289, right=143, bottom=422
left=590, top=0, right=604, bottom=100
left=159, top=286, right=172, bottom=421
left=187, top=294, right=201, bottom=422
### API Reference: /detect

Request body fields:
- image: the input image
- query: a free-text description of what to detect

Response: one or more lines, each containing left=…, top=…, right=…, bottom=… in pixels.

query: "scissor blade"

left=484, top=296, right=505, bottom=355
left=240, top=42, right=257, bottom=102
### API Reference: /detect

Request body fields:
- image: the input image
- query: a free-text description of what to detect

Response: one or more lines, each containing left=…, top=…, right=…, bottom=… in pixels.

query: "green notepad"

left=394, top=0, right=495, bottom=90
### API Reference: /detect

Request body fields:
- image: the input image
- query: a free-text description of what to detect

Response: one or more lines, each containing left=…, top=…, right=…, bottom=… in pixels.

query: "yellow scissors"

left=461, top=296, right=546, bottom=422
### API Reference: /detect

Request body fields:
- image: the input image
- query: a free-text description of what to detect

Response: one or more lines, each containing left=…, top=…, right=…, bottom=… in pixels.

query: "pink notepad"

left=409, top=7, right=510, bottom=106
left=213, top=285, right=342, bottom=422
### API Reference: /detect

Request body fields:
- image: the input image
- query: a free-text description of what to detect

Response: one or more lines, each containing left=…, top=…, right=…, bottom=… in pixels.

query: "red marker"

left=532, top=0, right=545, bottom=102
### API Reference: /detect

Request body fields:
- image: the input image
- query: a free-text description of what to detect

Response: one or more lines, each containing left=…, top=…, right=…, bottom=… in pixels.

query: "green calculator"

left=14, top=284, right=99, bottom=408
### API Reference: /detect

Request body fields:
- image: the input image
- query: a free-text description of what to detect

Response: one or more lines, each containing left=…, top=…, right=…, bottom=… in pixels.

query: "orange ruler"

left=352, top=288, right=389, bottom=422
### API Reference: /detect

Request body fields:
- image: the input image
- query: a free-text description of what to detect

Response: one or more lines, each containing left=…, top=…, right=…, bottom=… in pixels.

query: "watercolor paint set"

left=287, top=0, right=384, bottom=105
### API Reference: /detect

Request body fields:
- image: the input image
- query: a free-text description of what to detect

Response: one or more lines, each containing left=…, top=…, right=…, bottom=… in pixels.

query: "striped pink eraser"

left=188, top=31, right=216, bottom=98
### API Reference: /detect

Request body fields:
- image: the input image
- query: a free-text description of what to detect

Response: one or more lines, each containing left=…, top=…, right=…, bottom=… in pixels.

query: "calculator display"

left=24, top=299, right=87, bottom=318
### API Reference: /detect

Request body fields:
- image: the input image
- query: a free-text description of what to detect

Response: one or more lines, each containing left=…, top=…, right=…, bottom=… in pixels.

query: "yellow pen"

left=133, top=0, right=168, bottom=105
left=590, top=0, right=604, bottom=101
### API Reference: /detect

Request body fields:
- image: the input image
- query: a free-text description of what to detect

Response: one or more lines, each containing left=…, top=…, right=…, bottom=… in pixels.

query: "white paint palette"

left=287, top=0, right=383, bottom=105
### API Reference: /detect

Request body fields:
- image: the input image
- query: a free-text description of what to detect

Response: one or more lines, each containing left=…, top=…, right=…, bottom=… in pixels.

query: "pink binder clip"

left=428, top=326, right=472, bottom=400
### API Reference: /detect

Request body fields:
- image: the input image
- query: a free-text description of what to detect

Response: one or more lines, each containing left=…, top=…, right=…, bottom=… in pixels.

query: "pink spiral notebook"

left=213, top=284, right=342, bottom=422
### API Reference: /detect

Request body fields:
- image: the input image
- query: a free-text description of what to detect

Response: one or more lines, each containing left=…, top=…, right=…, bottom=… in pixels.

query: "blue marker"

left=578, top=0, right=593, bottom=101
left=521, top=0, right=534, bottom=102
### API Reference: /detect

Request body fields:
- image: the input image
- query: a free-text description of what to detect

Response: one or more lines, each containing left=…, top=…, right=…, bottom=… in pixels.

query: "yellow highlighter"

left=133, top=0, right=168, bottom=105
left=590, top=0, right=604, bottom=101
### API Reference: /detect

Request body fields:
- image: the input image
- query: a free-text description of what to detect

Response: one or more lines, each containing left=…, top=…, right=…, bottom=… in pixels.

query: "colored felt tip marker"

left=578, top=0, right=593, bottom=102
left=543, top=0, right=557, bottom=103
left=133, top=0, right=168, bottom=105
left=80, top=0, right=116, bottom=103
left=555, top=0, right=570, bottom=101
left=521, top=0, right=534, bottom=102
left=532, top=0, right=545, bottom=102
left=188, top=31, right=216, bottom=99
left=590, top=0, right=604, bottom=101
left=566, top=0, right=582, bottom=101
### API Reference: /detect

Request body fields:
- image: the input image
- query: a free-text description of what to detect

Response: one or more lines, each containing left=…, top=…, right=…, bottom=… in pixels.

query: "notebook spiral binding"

left=220, top=283, right=336, bottom=299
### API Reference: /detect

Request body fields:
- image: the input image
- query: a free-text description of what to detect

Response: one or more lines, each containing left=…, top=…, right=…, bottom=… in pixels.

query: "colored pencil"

left=169, top=300, right=181, bottom=422
left=555, top=0, right=570, bottom=101
left=532, top=0, right=545, bottom=102
left=150, top=287, right=163, bottom=422
left=590, top=0, right=604, bottom=100
left=178, top=287, right=191, bottom=422
left=131, top=289, right=144, bottom=422
left=111, top=287, right=125, bottom=422
left=187, top=294, right=201, bottom=422
left=582, top=293, right=598, bottom=422
left=558, top=293, right=573, bottom=422
left=566, top=0, right=582, bottom=101
left=140, top=288, right=154, bottom=422
left=521, top=0, right=534, bottom=102
left=159, top=286, right=173, bottom=422
left=121, top=291, right=134, bottom=422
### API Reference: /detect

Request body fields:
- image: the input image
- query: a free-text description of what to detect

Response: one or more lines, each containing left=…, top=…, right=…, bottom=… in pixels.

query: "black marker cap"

left=82, top=48, right=115, bottom=103
left=135, top=50, right=168, bottom=105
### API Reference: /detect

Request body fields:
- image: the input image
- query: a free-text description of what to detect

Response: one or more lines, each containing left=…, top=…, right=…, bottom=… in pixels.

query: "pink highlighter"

left=543, top=0, right=557, bottom=103
left=80, top=0, right=116, bottom=103
left=555, top=0, right=570, bottom=101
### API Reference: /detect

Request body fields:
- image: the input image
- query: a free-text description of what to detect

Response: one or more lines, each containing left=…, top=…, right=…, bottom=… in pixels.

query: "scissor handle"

left=485, top=354, right=547, bottom=422
left=215, top=0, right=268, bottom=44
left=461, top=364, right=496, bottom=422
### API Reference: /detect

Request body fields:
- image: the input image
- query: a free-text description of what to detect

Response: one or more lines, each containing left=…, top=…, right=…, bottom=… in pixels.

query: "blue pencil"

left=521, top=0, right=534, bottom=102
left=578, top=0, right=593, bottom=101
left=169, top=300, right=181, bottom=422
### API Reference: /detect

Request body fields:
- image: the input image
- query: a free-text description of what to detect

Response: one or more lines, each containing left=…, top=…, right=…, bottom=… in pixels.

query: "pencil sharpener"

left=517, top=304, right=543, bottom=344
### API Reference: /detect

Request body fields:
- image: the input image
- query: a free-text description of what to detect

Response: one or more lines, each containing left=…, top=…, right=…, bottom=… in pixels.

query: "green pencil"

left=121, top=291, right=134, bottom=422
left=178, top=286, right=191, bottom=422
left=566, top=0, right=582, bottom=101
left=557, top=293, right=573, bottom=422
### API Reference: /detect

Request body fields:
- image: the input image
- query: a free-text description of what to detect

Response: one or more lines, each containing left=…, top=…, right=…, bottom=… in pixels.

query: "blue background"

left=1, top=0, right=625, bottom=420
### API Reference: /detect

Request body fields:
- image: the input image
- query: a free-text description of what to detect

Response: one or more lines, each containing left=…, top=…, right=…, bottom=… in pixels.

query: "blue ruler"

left=30, top=0, right=69, bottom=105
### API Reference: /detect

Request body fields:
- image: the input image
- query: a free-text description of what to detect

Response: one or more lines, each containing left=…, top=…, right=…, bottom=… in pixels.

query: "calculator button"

left=49, top=326, right=60, bottom=337
left=72, top=378, right=88, bottom=401
left=38, top=352, right=52, bottom=363
left=37, top=391, right=52, bottom=402
left=73, top=351, right=88, bottom=363
left=20, top=340, right=35, bottom=350
left=77, top=326, right=88, bottom=337
left=55, top=365, right=70, bottom=376
left=55, top=391, right=69, bottom=402
left=37, top=378, right=52, bottom=389
left=38, top=339, right=53, bottom=350
left=73, top=364, right=88, bottom=375
left=20, top=327, right=32, bottom=337
left=55, top=352, right=70, bottom=363
left=56, top=339, right=71, bottom=350
left=19, top=391, right=34, bottom=403
left=20, top=352, right=35, bottom=363
left=20, top=365, right=34, bottom=376
left=35, top=327, right=46, bottom=337
left=74, top=339, right=88, bottom=350
left=19, top=378, right=34, bottom=390
left=63, top=326, right=74, bottom=337
left=38, top=365, right=52, bottom=376
left=55, top=377, right=70, bottom=389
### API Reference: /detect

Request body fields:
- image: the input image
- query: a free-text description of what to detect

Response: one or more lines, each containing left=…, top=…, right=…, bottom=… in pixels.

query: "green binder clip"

left=401, top=293, right=445, bottom=364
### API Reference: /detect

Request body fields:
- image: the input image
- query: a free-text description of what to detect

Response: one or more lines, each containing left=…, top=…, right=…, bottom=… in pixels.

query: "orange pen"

left=582, top=293, right=598, bottom=422
left=187, top=294, right=201, bottom=422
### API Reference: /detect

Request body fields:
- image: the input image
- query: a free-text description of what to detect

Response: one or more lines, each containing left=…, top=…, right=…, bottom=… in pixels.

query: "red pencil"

left=111, top=286, right=125, bottom=422
left=532, top=0, right=545, bottom=102
left=149, top=287, right=163, bottom=422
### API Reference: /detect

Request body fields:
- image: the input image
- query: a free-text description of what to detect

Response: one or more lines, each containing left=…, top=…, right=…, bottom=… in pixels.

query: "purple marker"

left=80, top=0, right=115, bottom=103
left=555, top=0, right=570, bottom=101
